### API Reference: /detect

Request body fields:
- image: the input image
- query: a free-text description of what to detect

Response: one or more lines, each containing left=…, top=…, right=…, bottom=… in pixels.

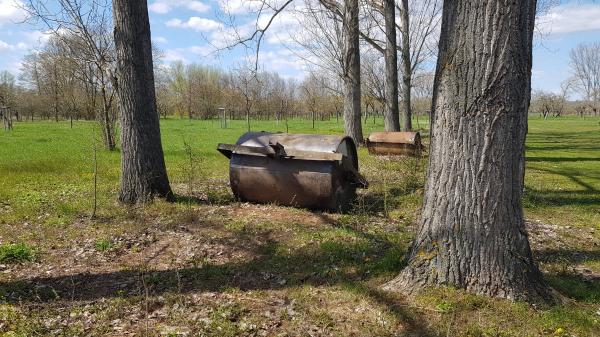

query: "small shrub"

left=0, top=243, right=36, bottom=264
left=94, top=239, right=114, bottom=252
left=435, top=299, right=456, bottom=313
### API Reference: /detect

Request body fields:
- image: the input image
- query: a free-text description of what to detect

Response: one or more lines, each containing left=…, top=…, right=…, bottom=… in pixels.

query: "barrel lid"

left=235, top=132, right=359, bottom=169
left=367, top=132, right=420, bottom=145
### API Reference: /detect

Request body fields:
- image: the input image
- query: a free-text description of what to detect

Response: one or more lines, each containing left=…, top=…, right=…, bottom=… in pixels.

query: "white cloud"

left=0, top=40, right=11, bottom=51
left=257, top=11, right=299, bottom=45
left=164, top=49, right=187, bottom=63
left=149, top=2, right=170, bottom=14
left=538, top=3, right=600, bottom=35
left=258, top=48, right=306, bottom=75
left=204, top=7, right=301, bottom=50
left=153, top=36, right=168, bottom=44
left=0, top=0, right=26, bottom=26
left=163, top=45, right=214, bottom=63
left=187, top=45, right=212, bottom=57
left=166, top=17, right=222, bottom=32
left=187, top=2, right=210, bottom=13
left=149, top=0, right=210, bottom=15
left=0, top=39, right=27, bottom=52
left=22, top=30, right=51, bottom=45
left=219, top=0, right=263, bottom=15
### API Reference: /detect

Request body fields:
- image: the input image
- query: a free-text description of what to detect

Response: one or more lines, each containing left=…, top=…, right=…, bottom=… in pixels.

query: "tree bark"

left=383, top=0, right=400, bottom=131
left=384, top=0, right=551, bottom=303
left=399, top=0, right=412, bottom=131
left=100, top=81, right=116, bottom=151
left=113, top=0, right=173, bottom=203
left=342, top=0, right=363, bottom=144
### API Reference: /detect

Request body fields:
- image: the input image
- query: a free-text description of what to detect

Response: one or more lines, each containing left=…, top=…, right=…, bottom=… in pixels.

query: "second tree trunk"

left=113, top=0, right=173, bottom=203
left=385, top=0, right=551, bottom=303
left=342, top=0, right=363, bottom=144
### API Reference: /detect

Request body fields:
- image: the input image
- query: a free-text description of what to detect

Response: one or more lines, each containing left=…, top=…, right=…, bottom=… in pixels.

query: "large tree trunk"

left=383, top=0, right=400, bottom=131
left=342, top=0, right=363, bottom=144
left=399, top=0, right=412, bottom=131
left=113, top=0, right=173, bottom=203
left=384, top=0, right=551, bottom=303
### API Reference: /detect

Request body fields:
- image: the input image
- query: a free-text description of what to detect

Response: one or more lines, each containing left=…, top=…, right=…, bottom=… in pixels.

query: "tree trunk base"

left=382, top=265, right=555, bottom=305
left=118, top=185, right=174, bottom=205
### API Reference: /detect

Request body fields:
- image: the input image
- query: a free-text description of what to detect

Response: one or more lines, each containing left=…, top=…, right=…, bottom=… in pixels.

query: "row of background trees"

left=3, top=42, right=598, bottom=132
left=0, top=35, right=436, bottom=148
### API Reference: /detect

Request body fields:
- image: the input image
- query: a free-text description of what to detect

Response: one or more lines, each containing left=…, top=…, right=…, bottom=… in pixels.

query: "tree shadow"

left=354, top=186, right=422, bottom=216
left=536, top=248, right=600, bottom=265
left=526, top=128, right=600, bottom=153
left=0, top=231, right=401, bottom=303
left=524, top=167, right=600, bottom=207
left=1, top=210, right=597, bottom=335
left=524, top=188, right=600, bottom=207
left=527, top=157, right=600, bottom=163
left=172, top=187, right=236, bottom=206
left=545, top=273, right=600, bottom=303
left=0, top=223, right=435, bottom=336
left=535, top=248, right=600, bottom=303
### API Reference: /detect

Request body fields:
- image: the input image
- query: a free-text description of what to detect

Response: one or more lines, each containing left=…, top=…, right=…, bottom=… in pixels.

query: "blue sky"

left=0, top=0, right=599, bottom=98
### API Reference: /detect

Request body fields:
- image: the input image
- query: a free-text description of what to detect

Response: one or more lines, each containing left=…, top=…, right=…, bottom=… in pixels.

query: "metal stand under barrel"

left=218, top=132, right=368, bottom=212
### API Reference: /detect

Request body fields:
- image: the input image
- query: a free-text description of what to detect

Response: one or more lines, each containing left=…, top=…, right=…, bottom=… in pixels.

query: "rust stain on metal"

left=217, top=132, right=368, bottom=212
left=366, top=131, right=424, bottom=156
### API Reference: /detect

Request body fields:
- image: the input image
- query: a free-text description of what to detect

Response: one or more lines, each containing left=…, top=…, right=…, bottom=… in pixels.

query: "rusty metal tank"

left=366, top=131, right=424, bottom=156
left=217, top=132, right=368, bottom=212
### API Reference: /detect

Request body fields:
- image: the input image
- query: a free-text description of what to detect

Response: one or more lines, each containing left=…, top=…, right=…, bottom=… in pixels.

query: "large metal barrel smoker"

left=366, top=131, right=424, bottom=156
left=217, top=132, right=368, bottom=212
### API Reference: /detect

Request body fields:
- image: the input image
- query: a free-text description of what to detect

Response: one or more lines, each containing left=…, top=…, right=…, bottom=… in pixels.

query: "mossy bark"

left=385, top=0, right=552, bottom=303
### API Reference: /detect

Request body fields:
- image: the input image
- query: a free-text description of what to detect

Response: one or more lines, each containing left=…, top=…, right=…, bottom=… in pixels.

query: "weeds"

left=94, top=239, right=114, bottom=252
left=0, top=244, right=36, bottom=264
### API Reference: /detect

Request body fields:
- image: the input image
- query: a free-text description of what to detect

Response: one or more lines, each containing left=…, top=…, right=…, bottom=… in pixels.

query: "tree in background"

left=382, top=0, right=399, bottom=131
left=568, top=42, right=600, bottom=111
left=361, top=0, right=441, bottom=131
left=23, top=0, right=118, bottom=150
left=532, top=91, right=566, bottom=119
left=361, top=52, right=386, bottom=120
left=398, top=0, right=412, bottom=131
left=385, top=0, right=552, bottom=303
left=341, top=0, right=363, bottom=143
left=0, top=71, right=16, bottom=109
left=113, top=0, right=172, bottom=203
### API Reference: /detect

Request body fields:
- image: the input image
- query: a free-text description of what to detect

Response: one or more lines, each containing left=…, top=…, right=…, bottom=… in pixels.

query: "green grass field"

left=0, top=116, right=599, bottom=336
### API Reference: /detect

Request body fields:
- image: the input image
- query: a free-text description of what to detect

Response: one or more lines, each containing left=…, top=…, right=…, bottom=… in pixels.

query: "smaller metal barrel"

left=217, top=132, right=368, bottom=212
left=366, top=132, right=423, bottom=156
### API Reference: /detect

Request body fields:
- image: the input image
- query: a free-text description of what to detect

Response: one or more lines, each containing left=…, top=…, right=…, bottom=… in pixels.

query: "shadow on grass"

left=524, top=166, right=600, bottom=207
left=0, top=222, right=433, bottom=336
left=354, top=185, right=422, bottom=216
left=1, top=215, right=598, bottom=335
left=524, top=188, right=600, bottom=207
left=536, top=249, right=600, bottom=265
left=535, top=248, right=600, bottom=303
left=173, top=189, right=236, bottom=206
left=0, top=232, right=404, bottom=303
left=546, top=273, right=600, bottom=303
left=527, top=157, right=600, bottom=163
